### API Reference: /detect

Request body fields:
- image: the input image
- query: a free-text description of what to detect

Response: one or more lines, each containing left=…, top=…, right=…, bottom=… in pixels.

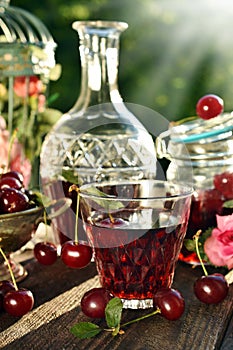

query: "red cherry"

left=1, top=171, right=24, bottom=184
left=0, top=177, right=22, bottom=190
left=153, top=288, right=185, bottom=320
left=0, top=188, right=29, bottom=213
left=196, top=94, right=224, bottom=120
left=100, top=217, right=125, bottom=227
left=3, top=288, right=34, bottom=317
left=0, top=280, right=15, bottom=312
left=194, top=273, right=229, bottom=304
left=81, top=288, right=113, bottom=318
left=213, top=172, right=233, bottom=199
left=34, top=242, right=58, bottom=265
left=61, top=241, right=92, bottom=269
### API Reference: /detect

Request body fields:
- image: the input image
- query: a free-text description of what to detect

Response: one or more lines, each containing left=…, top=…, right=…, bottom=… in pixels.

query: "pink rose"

left=0, top=118, right=10, bottom=170
left=204, top=214, right=233, bottom=269
left=0, top=116, right=31, bottom=187
left=10, top=140, right=32, bottom=188
left=14, top=76, right=43, bottom=98
left=38, top=94, right=46, bottom=113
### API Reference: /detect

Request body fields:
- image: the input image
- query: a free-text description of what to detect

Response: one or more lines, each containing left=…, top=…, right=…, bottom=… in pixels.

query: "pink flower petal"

left=226, top=256, right=233, bottom=270
left=204, top=236, right=226, bottom=266
left=216, top=214, right=233, bottom=231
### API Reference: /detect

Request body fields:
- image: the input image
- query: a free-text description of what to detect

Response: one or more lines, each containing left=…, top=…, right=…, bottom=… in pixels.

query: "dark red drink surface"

left=88, top=222, right=187, bottom=300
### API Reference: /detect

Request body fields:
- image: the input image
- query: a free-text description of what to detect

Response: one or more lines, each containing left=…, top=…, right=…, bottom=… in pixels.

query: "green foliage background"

left=13, top=0, right=233, bottom=122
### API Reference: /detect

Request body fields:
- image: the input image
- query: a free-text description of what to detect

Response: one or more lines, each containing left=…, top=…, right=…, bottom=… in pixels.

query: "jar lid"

left=170, top=112, right=233, bottom=144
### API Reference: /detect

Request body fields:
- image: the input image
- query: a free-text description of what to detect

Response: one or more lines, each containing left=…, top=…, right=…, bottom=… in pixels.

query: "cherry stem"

left=109, top=213, right=115, bottom=224
left=103, top=308, right=161, bottom=335
left=194, top=230, right=208, bottom=276
left=0, top=247, right=18, bottom=290
left=120, top=308, right=161, bottom=328
left=69, top=184, right=80, bottom=244
left=43, top=210, right=48, bottom=241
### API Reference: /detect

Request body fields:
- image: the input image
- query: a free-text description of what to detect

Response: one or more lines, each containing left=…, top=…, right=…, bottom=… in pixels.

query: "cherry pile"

left=0, top=170, right=34, bottom=214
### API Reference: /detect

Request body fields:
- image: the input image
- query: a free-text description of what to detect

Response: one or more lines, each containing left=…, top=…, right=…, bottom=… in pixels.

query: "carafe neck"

left=70, top=21, right=128, bottom=114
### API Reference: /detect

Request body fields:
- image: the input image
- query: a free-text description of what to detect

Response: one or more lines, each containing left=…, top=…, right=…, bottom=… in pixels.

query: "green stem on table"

left=69, top=184, right=80, bottom=244
left=102, top=308, right=161, bottom=336
left=194, top=230, right=208, bottom=276
left=0, top=247, right=18, bottom=290
left=120, top=308, right=161, bottom=328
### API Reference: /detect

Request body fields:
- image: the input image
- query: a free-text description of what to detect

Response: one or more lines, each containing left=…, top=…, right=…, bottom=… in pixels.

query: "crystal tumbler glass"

left=80, top=180, right=193, bottom=309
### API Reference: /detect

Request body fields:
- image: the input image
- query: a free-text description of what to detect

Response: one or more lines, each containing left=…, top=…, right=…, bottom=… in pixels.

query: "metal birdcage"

left=0, top=0, right=58, bottom=187
left=0, top=0, right=56, bottom=77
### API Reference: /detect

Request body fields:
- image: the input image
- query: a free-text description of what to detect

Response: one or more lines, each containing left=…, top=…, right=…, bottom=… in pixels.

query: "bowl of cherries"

left=0, top=170, right=44, bottom=282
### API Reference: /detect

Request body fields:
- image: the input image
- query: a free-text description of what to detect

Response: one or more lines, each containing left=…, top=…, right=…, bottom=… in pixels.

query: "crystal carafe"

left=40, top=21, right=157, bottom=243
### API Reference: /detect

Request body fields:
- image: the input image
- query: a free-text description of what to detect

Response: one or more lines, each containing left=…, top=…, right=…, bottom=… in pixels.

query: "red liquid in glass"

left=87, top=222, right=187, bottom=300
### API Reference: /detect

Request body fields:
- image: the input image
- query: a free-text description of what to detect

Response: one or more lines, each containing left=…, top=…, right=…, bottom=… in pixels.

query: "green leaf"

left=70, top=322, right=101, bottom=339
left=201, top=227, right=213, bottom=241
left=223, top=199, right=233, bottom=208
left=61, top=169, right=82, bottom=186
left=31, top=191, right=52, bottom=207
left=184, top=239, right=195, bottom=251
left=105, top=297, right=123, bottom=329
left=82, top=186, right=125, bottom=211
left=38, top=108, right=62, bottom=126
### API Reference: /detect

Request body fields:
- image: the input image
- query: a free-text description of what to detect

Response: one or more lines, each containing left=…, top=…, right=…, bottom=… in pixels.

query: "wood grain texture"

left=0, top=258, right=232, bottom=350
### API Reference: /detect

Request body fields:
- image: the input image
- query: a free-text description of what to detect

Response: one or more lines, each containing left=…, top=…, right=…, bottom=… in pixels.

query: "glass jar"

left=40, top=21, right=157, bottom=243
left=157, top=112, right=233, bottom=263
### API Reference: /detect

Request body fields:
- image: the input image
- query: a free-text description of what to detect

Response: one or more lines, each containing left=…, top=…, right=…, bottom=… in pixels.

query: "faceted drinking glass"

left=80, top=179, right=193, bottom=309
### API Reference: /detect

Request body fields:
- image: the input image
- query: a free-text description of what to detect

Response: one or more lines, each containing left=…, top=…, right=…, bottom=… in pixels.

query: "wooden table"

left=0, top=254, right=233, bottom=350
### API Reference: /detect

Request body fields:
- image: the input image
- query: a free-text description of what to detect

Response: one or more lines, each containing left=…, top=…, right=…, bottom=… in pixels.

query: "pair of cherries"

left=80, top=272, right=229, bottom=323
left=34, top=240, right=92, bottom=269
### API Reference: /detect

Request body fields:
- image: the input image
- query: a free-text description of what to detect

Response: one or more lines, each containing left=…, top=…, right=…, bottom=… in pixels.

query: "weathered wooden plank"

left=220, top=314, right=233, bottom=350
left=0, top=259, right=232, bottom=350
